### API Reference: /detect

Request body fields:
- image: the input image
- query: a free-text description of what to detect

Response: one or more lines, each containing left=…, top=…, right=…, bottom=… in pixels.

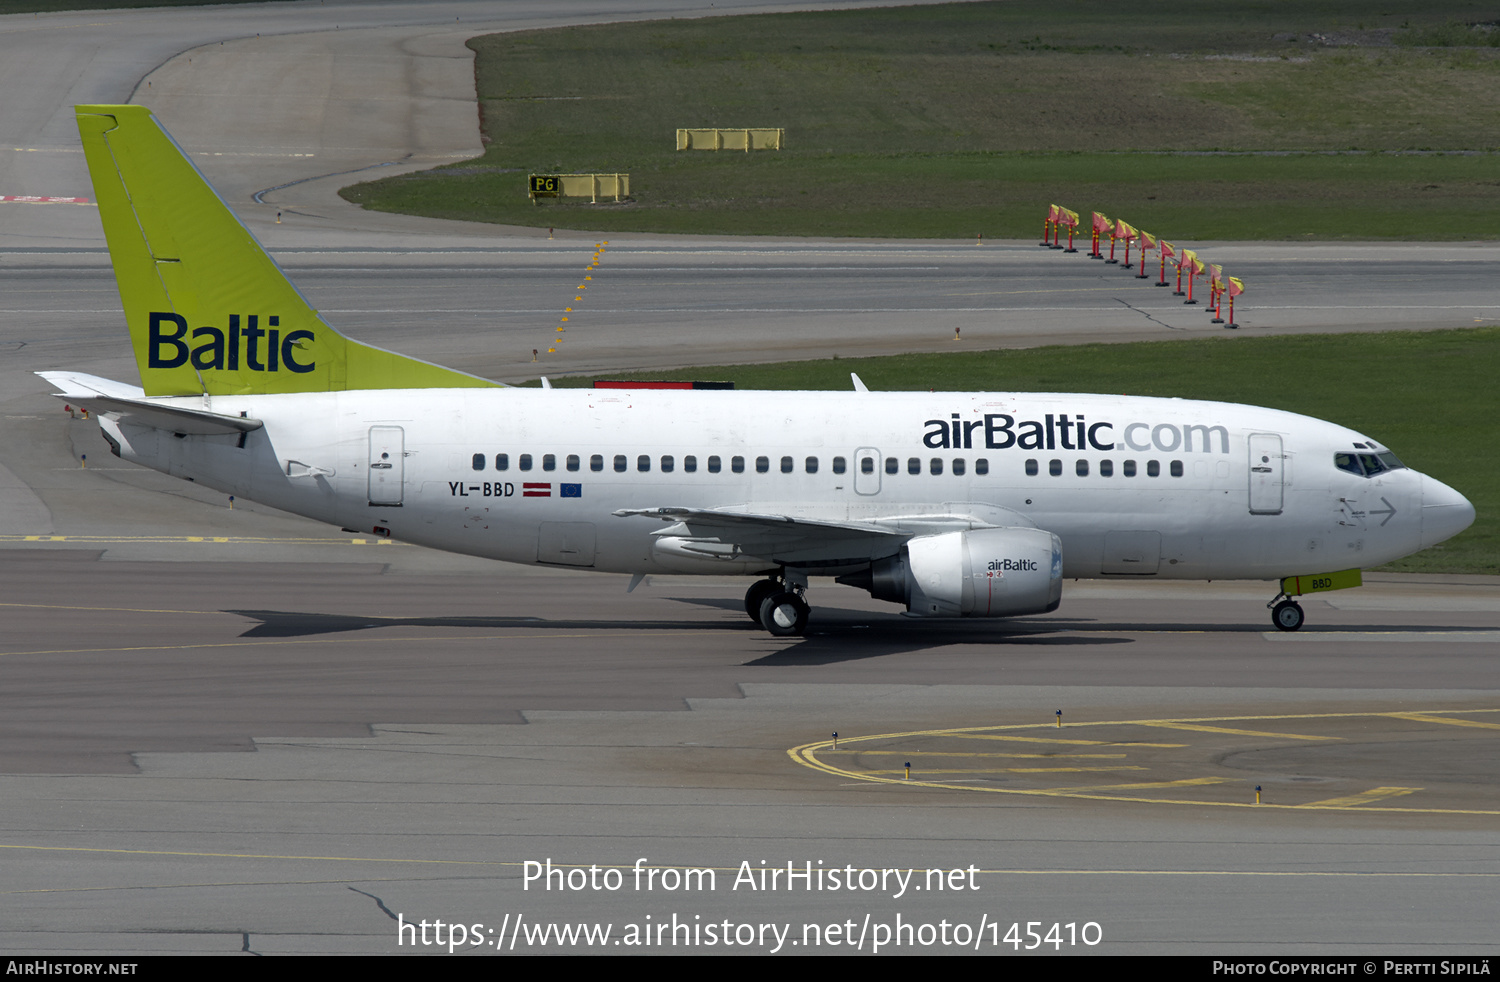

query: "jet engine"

left=840, top=527, right=1062, bottom=617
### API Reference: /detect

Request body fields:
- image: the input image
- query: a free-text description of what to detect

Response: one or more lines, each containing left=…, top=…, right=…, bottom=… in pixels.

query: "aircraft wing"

left=613, top=504, right=1028, bottom=568
left=616, top=506, right=900, bottom=537
left=37, top=371, right=263, bottom=436
left=615, top=506, right=903, bottom=567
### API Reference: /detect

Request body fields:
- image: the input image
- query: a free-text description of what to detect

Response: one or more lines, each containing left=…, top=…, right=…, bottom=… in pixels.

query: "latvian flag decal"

left=523, top=483, right=582, bottom=498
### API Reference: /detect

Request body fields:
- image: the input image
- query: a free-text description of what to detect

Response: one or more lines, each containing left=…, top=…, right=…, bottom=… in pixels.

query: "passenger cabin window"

left=567, top=454, right=580, bottom=472
left=833, top=457, right=847, bottom=474
left=709, top=456, right=722, bottom=473
left=975, top=458, right=989, bottom=475
left=471, top=453, right=485, bottom=471
left=495, top=454, right=509, bottom=471
left=908, top=457, right=920, bottom=475
left=885, top=457, right=898, bottom=475
left=614, top=455, right=627, bottom=473
left=780, top=456, right=793, bottom=474
left=1049, top=459, right=1062, bottom=477
left=756, top=456, right=770, bottom=474
left=1123, top=460, right=1137, bottom=477
left=1147, top=460, right=1160, bottom=477
left=684, top=455, right=697, bottom=473
left=519, top=454, right=533, bottom=471
left=661, top=455, right=674, bottom=473
left=1025, top=459, right=1038, bottom=476
left=1170, top=460, right=1184, bottom=477
left=952, top=458, right=966, bottom=476
left=591, top=454, right=603, bottom=472
left=930, top=458, right=943, bottom=476
left=732, top=456, right=745, bottom=473
left=805, top=456, right=818, bottom=474
left=1099, top=459, right=1113, bottom=477
left=1076, top=459, right=1089, bottom=477
left=638, top=455, right=651, bottom=472
left=542, top=454, right=556, bottom=471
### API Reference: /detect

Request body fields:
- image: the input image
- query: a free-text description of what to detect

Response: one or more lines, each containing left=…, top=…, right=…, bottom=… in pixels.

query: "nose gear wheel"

left=1270, top=598, right=1304, bottom=632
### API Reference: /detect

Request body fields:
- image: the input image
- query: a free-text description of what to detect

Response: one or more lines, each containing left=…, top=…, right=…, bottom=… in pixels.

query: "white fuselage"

left=96, top=387, right=1468, bottom=584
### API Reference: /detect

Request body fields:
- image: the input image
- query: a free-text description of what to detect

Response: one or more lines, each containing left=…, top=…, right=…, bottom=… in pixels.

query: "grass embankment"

left=531, top=328, right=1498, bottom=575
left=343, top=1, right=1500, bottom=240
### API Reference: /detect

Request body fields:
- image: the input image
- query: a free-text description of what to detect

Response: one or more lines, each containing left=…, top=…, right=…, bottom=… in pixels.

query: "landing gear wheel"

left=1271, top=600, right=1304, bottom=632
left=759, top=591, right=810, bottom=637
left=744, top=579, right=781, bottom=624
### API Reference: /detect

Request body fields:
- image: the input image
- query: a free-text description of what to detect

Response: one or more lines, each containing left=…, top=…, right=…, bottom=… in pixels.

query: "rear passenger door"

left=368, top=426, right=405, bottom=506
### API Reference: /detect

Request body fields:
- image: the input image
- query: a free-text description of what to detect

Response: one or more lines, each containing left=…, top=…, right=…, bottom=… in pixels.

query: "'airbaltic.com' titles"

left=41, top=105, right=1475, bottom=636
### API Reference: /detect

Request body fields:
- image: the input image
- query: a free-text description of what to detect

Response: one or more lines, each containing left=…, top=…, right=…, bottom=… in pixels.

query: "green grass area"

left=358, top=151, right=1500, bottom=241
left=531, top=328, right=1499, bottom=575
left=343, top=1, right=1500, bottom=240
left=1397, top=20, right=1500, bottom=47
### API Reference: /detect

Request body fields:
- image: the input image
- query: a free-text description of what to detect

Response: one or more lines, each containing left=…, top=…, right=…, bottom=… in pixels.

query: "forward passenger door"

left=1248, top=433, right=1284, bottom=515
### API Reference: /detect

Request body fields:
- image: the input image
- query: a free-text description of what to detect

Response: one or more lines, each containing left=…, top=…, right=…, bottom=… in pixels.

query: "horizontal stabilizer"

left=37, top=371, right=261, bottom=435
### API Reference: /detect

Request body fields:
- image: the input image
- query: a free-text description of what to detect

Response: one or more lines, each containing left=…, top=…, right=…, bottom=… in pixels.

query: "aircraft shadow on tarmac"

left=221, top=600, right=1132, bottom=666
left=223, top=600, right=1473, bottom=665
left=225, top=602, right=1134, bottom=644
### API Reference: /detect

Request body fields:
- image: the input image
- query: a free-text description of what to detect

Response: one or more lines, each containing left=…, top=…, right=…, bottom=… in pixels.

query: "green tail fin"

left=75, top=105, right=497, bottom=396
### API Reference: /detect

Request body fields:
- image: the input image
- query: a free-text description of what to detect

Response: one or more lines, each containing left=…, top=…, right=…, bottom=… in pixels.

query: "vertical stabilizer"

left=75, top=105, right=496, bottom=396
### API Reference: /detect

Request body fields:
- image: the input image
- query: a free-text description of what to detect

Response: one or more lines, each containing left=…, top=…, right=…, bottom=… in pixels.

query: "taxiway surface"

left=1, top=0, right=1497, bottom=957
left=4, top=549, right=1500, bottom=954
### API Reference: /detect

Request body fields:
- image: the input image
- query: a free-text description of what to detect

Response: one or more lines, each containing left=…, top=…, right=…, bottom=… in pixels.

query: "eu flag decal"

left=560, top=483, right=582, bottom=498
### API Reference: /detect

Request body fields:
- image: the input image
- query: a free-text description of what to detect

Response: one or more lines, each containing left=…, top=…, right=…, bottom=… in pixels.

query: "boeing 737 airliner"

left=41, top=106, right=1475, bottom=636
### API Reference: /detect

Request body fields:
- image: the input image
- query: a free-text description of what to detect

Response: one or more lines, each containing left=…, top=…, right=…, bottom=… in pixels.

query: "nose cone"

left=1421, top=475, right=1476, bottom=550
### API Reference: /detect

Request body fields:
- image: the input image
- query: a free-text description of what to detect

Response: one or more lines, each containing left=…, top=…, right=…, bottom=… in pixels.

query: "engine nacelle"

left=850, top=527, right=1062, bottom=618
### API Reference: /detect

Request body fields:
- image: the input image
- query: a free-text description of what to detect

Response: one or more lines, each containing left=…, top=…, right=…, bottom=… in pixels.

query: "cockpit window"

left=1336, top=450, right=1408, bottom=478
left=1334, top=452, right=1363, bottom=476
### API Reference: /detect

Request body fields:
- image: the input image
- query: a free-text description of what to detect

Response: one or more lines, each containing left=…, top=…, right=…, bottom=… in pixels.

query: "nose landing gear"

left=1266, top=570, right=1364, bottom=631
left=1269, top=594, right=1305, bottom=632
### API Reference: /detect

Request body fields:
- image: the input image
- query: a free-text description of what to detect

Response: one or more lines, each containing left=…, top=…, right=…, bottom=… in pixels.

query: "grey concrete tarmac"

left=1, top=0, right=1497, bottom=958
left=3, top=550, right=1500, bottom=955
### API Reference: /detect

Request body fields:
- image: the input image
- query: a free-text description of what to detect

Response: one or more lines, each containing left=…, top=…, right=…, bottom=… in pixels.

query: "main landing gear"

left=1268, top=592, right=1305, bottom=632
left=744, top=572, right=810, bottom=637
